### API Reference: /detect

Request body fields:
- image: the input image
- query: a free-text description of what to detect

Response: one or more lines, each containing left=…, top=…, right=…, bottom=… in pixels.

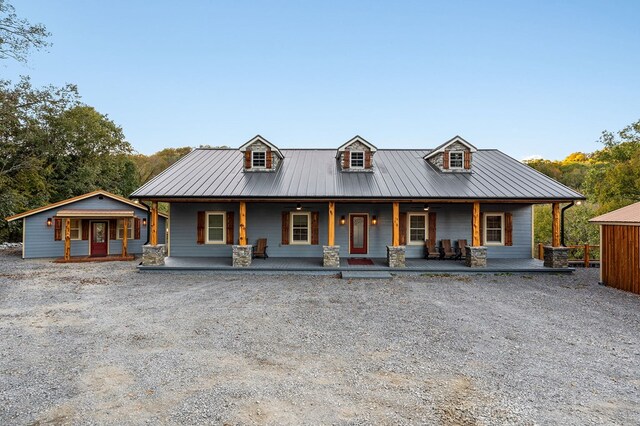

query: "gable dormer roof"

left=239, top=135, right=284, bottom=159
left=423, top=135, right=477, bottom=160
left=335, top=135, right=377, bottom=158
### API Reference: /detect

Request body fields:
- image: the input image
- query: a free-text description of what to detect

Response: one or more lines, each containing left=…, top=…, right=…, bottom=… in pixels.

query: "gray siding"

left=169, top=202, right=533, bottom=259
left=23, top=195, right=166, bottom=259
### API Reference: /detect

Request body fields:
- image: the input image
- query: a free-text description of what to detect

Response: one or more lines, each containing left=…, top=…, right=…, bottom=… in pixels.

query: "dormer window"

left=350, top=151, right=364, bottom=168
left=252, top=151, right=266, bottom=168
left=449, top=151, right=464, bottom=169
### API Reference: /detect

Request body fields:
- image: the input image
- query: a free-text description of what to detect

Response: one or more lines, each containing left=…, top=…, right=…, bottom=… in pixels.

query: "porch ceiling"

left=55, top=209, right=135, bottom=218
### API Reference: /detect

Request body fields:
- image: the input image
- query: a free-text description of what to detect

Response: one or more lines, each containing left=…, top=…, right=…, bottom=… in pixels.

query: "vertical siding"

left=23, top=195, right=156, bottom=258
left=602, top=225, right=640, bottom=295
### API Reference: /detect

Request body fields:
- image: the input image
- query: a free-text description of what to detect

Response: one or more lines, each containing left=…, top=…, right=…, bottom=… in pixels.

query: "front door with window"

left=91, top=221, right=108, bottom=257
left=350, top=214, right=368, bottom=254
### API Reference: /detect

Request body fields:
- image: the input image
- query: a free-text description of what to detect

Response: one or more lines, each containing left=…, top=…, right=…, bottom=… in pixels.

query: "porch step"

left=341, top=271, right=393, bottom=280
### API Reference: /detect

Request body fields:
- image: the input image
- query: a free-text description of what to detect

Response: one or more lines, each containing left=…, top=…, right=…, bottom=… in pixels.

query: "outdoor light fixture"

left=340, top=216, right=346, bottom=225
left=296, top=203, right=302, bottom=211
left=576, top=200, right=583, bottom=205
left=46, top=218, right=52, bottom=227
left=423, top=204, right=430, bottom=211
left=142, top=218, right=147, bottom=227
left=372, top=216, right=378, bottom=225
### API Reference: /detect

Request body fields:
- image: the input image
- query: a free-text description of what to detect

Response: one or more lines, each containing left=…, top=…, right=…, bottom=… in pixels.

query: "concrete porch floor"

left=138, top=256, right=573, bottom=274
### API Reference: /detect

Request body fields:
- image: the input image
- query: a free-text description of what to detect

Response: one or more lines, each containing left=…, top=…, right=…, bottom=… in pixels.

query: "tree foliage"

left=0, top=0, right=50, bottom=63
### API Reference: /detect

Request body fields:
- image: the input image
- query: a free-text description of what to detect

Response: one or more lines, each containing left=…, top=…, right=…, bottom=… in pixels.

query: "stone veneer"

left=244, top=140, right=280, bottom=171
left=322, top=245, right=340, bottom=267
left=543, top=246, right=569, bottom=268
left=142, top=244, right=166, bottom=266
left=339, top=140, right=374, bottom=172
left=465, top=246, right=487, bottom=268
left=232, top=245, right=252, bottom=267
left=387, top=245, right=406, bottom=268
left=428, top=141, right=471, bottom=172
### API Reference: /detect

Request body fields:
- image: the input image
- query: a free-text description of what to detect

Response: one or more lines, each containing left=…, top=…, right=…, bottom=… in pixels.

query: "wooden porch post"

left=64, top=218, right=71, bottom=260
left=552, top=202, right=561, bottom=247
left=122, top=217, right=128, bottom=257
left=392, top=202, right=400, bottom=246
left=472, top=201, right=481, bottom=246
left=328, top=201, right=335, bottom=246
left=150, top=201, right=158, bottom=245
left=239, top=201, right=247, bottom=245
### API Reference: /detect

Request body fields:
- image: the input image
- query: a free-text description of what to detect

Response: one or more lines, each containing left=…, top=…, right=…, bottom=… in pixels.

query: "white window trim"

left=290, top=211, right=311, bottom=245
left=116, top=218, right=134, bottom=240
left=484, top=212, right=505, bottom=246
left=350, top=150, right=365, bottom=169
left=205, top=211, right=227, bottom=244
left=251, top=151, right=267, bottom=169
left=64, top=219, right=82, bottom=241
left=407, top=213, right=428, bottom=245
left=449, top=151, right=464, bottom=169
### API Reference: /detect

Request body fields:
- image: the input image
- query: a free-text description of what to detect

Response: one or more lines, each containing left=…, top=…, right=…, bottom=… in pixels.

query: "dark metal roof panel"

left=131, top=148, right=584, bottom=200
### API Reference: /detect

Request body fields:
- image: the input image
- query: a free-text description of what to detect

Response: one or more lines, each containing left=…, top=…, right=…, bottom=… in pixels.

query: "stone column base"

left=387, top=245, right=406, bottom=268
left=323, top=245, right=340, bottom=267
left=465, top=246, right=487, bottom=267
left=142, top=244, right=166, bottom=266
left=543, top=246, right=569, bottom=268
left=232, top=245, right=252, bottom=267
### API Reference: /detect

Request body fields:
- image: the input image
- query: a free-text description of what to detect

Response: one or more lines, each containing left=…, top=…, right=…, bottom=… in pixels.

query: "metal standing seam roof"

left=589, top=202, right=640, bottom=224
left=131, top=148, right=585, bottom=200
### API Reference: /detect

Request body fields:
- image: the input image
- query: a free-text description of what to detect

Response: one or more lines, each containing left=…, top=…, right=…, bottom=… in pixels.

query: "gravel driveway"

left=0, top=249, right=639, bottom=425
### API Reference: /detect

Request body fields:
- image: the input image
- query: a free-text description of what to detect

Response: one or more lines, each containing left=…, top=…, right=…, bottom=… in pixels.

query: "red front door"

left=91, top=222, right=108, bottom=257
left=350, top=214, right=368, bottom=254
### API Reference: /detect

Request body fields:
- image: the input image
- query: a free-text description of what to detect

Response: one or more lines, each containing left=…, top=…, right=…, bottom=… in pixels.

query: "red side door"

left=350, top=214, right=368, bottom=255
left=91, top=221, right=108, bottom=257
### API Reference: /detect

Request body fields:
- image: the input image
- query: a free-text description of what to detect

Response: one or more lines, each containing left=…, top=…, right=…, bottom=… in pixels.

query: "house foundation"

left=387, top=245, right=406, bottom=268
left=232, top=245, right=252, bottom=267
left=465, top=246, right=487, bottom=267
left=543, top=246, right=569, bottom=268
left=323, top=245, right=340, bottom=267
left=142, top=244, right=166, bottom=266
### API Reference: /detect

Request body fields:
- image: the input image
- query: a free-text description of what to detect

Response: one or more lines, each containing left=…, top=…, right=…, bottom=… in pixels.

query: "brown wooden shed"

left=590, top=202, right=640, bottom=294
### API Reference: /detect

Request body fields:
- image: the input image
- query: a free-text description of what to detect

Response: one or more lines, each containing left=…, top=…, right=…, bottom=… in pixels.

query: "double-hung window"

left=116, top=219, right=133, bottom=240
left=408, top=213, right=427, bottom=244
left=252, top=151, right=266, bottom=168
left=206, top=212, right=226, bottom=244
left=350, top=151, right=364, bottom=168
left=65, top=219, right=81, bottom=240
left=291, top=212, right=310, bottom=244
left=484, top=213, right=504, bottom=245
left=449, top=151, right=464, bottom=169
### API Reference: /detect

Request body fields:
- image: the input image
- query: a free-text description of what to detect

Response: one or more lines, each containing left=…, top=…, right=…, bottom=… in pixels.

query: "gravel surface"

left=0, top=250, right=639, bottom=425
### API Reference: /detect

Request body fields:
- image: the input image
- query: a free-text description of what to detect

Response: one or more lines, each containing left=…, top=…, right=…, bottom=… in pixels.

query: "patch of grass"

left=494, top=272, right=514, bottom=277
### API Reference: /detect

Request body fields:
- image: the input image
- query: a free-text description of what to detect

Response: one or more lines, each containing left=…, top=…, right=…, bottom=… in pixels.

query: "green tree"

left=0, top=0, right=50, bottom=63
left=132, top=147, right=192, bottom=184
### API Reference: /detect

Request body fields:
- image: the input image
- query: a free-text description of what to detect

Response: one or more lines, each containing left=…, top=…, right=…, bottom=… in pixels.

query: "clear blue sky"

left=4, top=0, right=639, bottom=160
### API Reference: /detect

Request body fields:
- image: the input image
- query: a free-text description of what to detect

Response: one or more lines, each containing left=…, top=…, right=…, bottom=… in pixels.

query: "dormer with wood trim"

left=239, top=135, right=284, bottom=172
left=336, top=135, right=377, bottom=172
left=424, top=135, right=477, bottom=173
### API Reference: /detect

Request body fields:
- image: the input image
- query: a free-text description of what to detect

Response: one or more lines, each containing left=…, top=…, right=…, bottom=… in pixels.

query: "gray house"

left=133, top=135, right=583, bottom=268
left=5, top=190, right=167, bottom=260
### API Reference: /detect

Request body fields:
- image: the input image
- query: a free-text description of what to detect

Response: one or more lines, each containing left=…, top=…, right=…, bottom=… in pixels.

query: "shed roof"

left=589, top=202, right=640, bottom=224
left=131, top=148, right=584, bottom=201
left=56, top=209, right=135, bottom=218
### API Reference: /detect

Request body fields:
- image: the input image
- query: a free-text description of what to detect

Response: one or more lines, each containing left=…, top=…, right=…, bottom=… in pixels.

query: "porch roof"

left=131, top=148, right=584, bottom=201
left=56, top=209, right=135, bottom=218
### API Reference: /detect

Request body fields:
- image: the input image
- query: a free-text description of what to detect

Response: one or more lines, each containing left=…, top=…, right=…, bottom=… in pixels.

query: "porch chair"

left=424, top=239, right=440, bottom=260
left=440, top=239, right=457, bottom=260
left=253, top=238, right=269, bottom=259
left=456, top=239, right=468, bottom=260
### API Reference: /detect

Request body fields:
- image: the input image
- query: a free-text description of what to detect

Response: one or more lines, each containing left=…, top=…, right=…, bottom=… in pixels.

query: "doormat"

left=347, top=258, right=375, bottom=266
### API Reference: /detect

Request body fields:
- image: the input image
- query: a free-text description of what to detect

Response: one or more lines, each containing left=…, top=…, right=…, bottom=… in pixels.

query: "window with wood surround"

left=449, top=151, right=464, bottom=169
left=64, top=219, right=81, bottom=240
left=484, top=213, right=504, bottom=245
left=206, top=212, right=226, bottom=244
left=407, top=213, right=427, bottom=244
left=252, top=151, right=266, bottom=168
left=350, top=151, right=364, bottom=169
left=116, top=219, right=133, bottom=240
left=290, top=212, right=310, bottom=244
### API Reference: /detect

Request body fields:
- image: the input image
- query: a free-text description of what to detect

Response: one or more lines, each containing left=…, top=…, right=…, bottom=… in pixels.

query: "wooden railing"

left=537, top=243, right=600, bottom=268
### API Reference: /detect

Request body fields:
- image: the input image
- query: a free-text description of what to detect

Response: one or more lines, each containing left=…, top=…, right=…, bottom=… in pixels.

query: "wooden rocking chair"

left=440, top=239, right=457, bottom=260
left=424, top=239, right=439, bottom=259
left=456, top=239, right=467, bottom=260
left=253, top=238, right=268, bottom=259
